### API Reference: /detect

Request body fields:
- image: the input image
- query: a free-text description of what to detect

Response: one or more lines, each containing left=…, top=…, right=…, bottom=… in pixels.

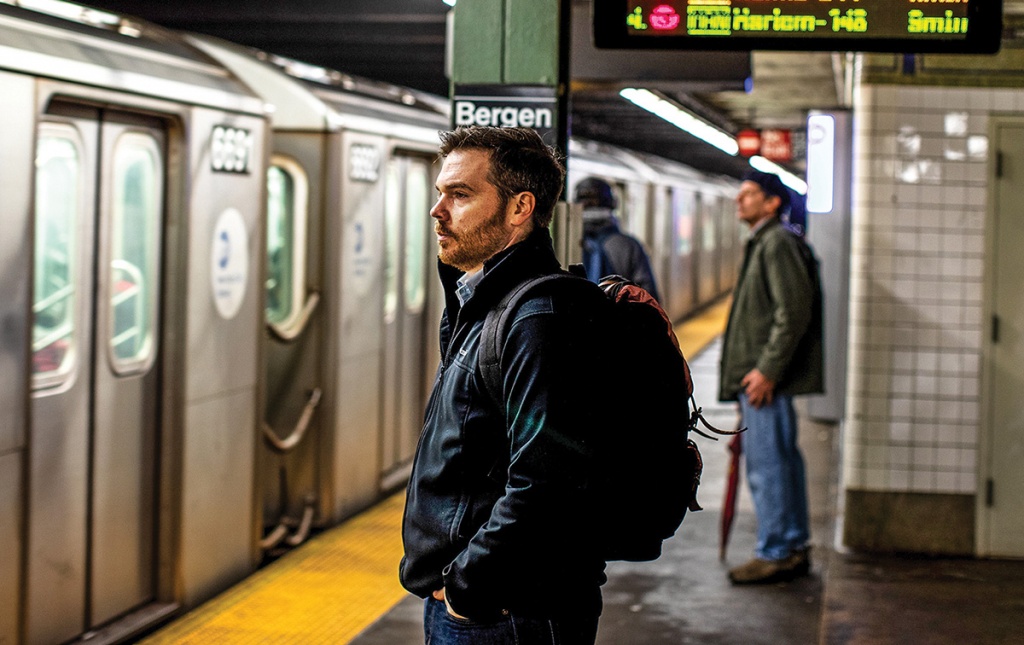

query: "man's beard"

left=436, top=203, right=513, bottom=271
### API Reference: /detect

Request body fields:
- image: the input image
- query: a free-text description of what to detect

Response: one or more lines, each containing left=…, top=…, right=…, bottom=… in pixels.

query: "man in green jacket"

left=719, top=170, right=823, bottom=584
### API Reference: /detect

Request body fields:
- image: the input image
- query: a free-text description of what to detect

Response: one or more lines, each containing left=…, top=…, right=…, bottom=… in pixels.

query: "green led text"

left=908, top=10, right=968, bottom=34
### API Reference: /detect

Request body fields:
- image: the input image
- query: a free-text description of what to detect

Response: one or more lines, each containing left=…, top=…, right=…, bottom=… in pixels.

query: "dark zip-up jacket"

left=583, top=217, right=660, bottom=302
left=400, top=227, right=608, bottom=621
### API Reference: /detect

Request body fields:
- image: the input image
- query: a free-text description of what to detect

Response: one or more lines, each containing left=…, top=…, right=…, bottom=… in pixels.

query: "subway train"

left=0, top=2, right=741, bottom=643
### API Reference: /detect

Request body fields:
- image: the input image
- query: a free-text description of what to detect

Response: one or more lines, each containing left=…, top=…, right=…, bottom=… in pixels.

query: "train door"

left=261, top=153, right=322, bottom=549
left=29, top=106, right=165, bottom=642
left=716, top=194, right=728, bottom=291
left=380, top=152, right=434, bottom=486
left=718, top=193, right=737, bottom=292
left=696, top=193, right=720, bottom=304
left=979, top=120, right=1024, bottom=557
left=667, top=187, right=697, bottom=322
left=652, top=185, right=672, bottom=307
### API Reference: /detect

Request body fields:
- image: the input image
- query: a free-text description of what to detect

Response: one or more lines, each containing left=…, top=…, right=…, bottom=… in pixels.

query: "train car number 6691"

left=211, top=125, right=254, bottom=174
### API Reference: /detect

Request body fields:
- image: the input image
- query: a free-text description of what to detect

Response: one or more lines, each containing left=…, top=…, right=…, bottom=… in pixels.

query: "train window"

left=720, top=195, right=734, bottom=251
left=701, top=197, right=718, bottom=252
left=673, top=190, right=694, bottom=256
left=266, top=157, right=309, bottom=330
left=383, top=160, right=402, bottom=325
left=611, top=183, right=627, bottom=227
left=403, top=160, right=429, bottom=314
left=109, top=132, right=162, bottom=373
left=32, top=125, right=83, bottom=386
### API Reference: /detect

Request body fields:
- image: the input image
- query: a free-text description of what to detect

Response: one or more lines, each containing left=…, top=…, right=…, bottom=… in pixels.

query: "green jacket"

left=719, top=217, right=824, bottom=402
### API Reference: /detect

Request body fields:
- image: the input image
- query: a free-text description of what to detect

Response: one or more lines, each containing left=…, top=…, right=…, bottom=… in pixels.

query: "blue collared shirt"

left=455, top=269, right=485, bottom=307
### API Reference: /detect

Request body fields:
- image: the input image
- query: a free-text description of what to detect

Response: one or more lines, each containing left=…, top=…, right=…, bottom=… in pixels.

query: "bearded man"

left=400, top=126, right=609, bottom=645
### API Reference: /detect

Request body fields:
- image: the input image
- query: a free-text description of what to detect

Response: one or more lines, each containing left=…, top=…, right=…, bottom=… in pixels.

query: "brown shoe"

left=787, top=547, right=812, bottom=578
left=728, top=557, right=800, bottom=585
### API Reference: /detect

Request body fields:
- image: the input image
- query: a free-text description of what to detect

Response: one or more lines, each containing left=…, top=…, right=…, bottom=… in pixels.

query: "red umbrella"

left=719, top=430, right=743, bottom=562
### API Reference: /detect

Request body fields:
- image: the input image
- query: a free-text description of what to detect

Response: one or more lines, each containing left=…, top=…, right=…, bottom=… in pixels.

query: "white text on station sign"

left=454, top=101, right=554, bottom=129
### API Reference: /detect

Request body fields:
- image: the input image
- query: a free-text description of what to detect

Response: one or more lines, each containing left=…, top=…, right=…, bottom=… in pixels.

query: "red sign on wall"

left=736, top=129, right=760, bottom=157
left=759, top=129, right=792, bottom=162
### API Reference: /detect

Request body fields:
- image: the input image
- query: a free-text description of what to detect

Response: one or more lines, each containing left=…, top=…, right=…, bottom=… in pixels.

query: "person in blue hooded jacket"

left=574, top=177, right=660, bottom=302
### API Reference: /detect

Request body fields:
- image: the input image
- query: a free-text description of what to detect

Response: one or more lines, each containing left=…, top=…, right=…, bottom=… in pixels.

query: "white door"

left=980, top=120, right=1024, bottom=557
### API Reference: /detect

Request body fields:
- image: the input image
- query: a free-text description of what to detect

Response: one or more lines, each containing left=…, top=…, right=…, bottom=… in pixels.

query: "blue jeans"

left=423, top=598, right=599, bottom=645
left=739, top=393, right=810, bottom=561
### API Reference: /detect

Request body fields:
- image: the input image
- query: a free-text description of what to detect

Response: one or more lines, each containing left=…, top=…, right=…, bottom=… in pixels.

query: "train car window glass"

left=612, top=183, right=628, bottom=228
left=403, top=159, right=429, bottom=314
left=32, top=126, right=82, bottom=387
left=383, top=159, right=402, bottom=325
left=702, top=198, right=718, bottom=252
left=674, top=190, right=694, bottom=256
left=265, top=157, right=309, bottom=331
left=109, top=132, right=162, bottom=373
left=656, top=185, right=672, bottom=264
left=266, top=166, right=295, bottom=325
left=720, top=191, right=735, bottom=252
left=630, top=188, right=650, bottom=245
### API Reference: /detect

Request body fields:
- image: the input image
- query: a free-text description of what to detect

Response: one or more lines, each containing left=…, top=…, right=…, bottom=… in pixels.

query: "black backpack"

left=794, top=233, right=824, bottom=378
left=479, top=267, right=738, bottom=562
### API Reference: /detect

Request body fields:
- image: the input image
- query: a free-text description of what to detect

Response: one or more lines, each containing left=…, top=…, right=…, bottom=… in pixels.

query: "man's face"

left=431, top=149, right=516, bottom=273
left=736, top=180, right=779, bottom=228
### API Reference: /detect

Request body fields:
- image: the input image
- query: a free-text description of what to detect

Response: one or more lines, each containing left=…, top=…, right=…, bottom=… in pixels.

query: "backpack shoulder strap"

left=585, top=227, right=619, bottom=280
left=479, top=273, right=573, bottom=411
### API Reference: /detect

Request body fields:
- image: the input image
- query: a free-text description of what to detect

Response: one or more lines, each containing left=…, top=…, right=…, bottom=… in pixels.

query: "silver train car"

left=191, top=36, right=744, bottom=562
left=0, top=4, right=269, bottom=644
left=567, top=140, right=741, bottom=323
left=0, top=3, right=741, bottom=643
left=185, top=36, right=452, bottom=556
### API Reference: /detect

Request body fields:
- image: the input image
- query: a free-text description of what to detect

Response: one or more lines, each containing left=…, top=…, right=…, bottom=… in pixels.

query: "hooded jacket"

left=400, top=227, right=608, bottom=621
left=583, top=212, right=660, bottom=302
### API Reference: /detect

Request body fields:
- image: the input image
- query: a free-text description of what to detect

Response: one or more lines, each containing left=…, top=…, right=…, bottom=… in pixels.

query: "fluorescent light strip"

left=620, top=88, right=808, bottom=194
left=749, top=155, right=807, bottom=194
left=620, top=88, right=739, bottom=156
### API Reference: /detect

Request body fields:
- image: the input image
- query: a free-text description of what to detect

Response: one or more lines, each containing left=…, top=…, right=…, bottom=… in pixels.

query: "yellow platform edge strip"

left=141, top=493, right=410, bottom=644
left=675, top=295, right=731, bottom=361
left=143, top=296, right=730, bottom=645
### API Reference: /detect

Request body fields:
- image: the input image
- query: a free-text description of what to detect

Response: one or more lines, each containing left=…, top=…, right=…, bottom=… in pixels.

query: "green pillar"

left=448, top=0, right=570, bottom=161
left=447, top=0, right=576, bottom=253
left=449, top=0, right=561, bottom=86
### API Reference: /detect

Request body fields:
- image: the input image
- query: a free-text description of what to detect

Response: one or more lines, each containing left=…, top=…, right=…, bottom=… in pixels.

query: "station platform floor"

left=141, top=298, right=1024, bottom=645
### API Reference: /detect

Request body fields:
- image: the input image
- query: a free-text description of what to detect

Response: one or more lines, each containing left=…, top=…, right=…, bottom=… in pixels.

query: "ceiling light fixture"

left=749, top=155, right=808, bottom=194
left=619, top=88, right=739, bottom=156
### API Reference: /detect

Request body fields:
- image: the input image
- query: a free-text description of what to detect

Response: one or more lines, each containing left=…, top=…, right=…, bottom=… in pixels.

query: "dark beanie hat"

left=742, top=169, right=790, bottom=212
left=574, top=177, right=617, bottom=209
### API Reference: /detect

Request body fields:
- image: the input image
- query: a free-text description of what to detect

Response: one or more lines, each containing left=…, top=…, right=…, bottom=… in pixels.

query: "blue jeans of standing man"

left=739, top=393, right=810, bottom=561
left=423, top=598, right=599, bottom=645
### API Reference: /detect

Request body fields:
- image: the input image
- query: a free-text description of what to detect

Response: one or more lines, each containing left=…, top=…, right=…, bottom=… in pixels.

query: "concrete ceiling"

left=77, top=0, right=1020, bottom=180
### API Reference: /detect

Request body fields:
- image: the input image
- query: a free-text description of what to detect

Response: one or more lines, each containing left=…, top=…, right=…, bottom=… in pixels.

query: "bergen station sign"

left=594, top=1, right=1002, bottom=54
left=452, top=85, right=559, bottom=147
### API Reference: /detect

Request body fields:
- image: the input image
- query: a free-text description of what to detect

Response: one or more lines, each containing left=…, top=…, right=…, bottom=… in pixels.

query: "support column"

left=447, top=0, right=569, bottom=155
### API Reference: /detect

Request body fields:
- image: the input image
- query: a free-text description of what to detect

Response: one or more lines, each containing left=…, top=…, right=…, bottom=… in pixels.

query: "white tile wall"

left=844, top=83, right=1006, bottom=495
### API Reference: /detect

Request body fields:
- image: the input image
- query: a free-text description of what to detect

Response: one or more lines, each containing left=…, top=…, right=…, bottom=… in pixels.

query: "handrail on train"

left=267, top=291, right=320, bottom=343
left=32, top=283, right=74, bottom=352
left=262, top=386, right=322, bottom=453
left=111, top=258, right=144, bottom=352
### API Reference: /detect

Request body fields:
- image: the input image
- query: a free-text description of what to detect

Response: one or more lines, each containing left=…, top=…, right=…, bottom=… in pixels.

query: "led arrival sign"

left=594, top=1, right=1002, bottom=53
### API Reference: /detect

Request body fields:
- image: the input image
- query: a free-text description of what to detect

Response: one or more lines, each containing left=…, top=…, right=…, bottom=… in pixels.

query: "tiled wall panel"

left=844, top=84, right=1018, bottom=495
